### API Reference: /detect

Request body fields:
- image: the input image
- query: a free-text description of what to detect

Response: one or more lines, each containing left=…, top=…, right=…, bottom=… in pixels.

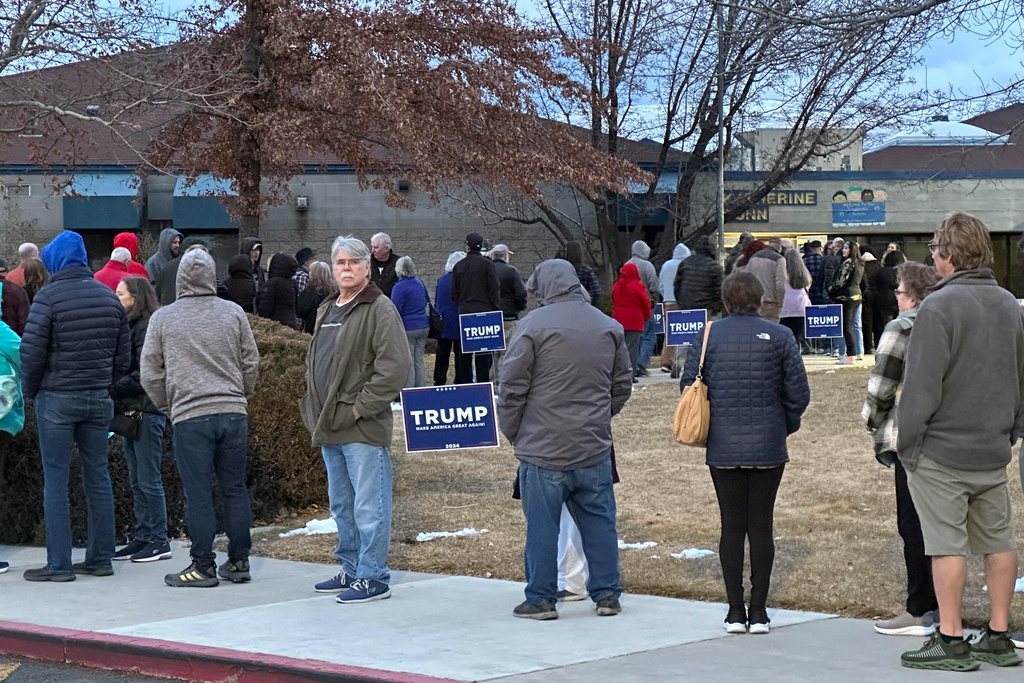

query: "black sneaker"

left=23, top=566, right=75, bottom=582
left=595, top=595, right=622, bottom=616
left=218, top=559, right=251, bottom=583
left=130, top=541, right=172, bottom=563
left=164, top=562, right=219, bottom=588
left=513, top=600, right=557, bottom=620
left=112, top=539, right=148, bottom=561
left=0, top=561, right=8, bottom=574
left=556, top=589, right=588, bottom=602
left=73, top=562, right=114, bottom=577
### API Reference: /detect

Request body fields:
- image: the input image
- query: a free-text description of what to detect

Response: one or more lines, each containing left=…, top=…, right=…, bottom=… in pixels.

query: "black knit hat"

left=295, top=247, right=316, bottom=265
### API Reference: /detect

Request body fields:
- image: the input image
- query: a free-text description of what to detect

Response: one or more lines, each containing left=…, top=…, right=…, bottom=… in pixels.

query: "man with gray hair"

left=94, top=247, right=134, bottom=291
left=369, top=232, right=400, bottom=298
left=142, top=248, right=260, bottom=588
left=5, top=242, right=38, bottom=286
left=301, top=236, right=410, bottom=604
left=744, top=236, right=787, bottom=323
left=490, top=244, right=527, bottom=376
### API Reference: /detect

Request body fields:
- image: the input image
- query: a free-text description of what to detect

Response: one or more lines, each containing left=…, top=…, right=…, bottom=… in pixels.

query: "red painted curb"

left=0, top=620, right=463, bottom=683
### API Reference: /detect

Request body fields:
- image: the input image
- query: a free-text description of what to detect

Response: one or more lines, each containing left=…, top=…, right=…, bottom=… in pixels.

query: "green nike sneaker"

left=901, top=632, right=979, bottom=671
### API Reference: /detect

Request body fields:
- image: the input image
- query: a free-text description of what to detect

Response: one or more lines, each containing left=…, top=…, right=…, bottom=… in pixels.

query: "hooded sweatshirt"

left=627, top=240, right=662, bottom=303
left=141, top=249, right=260, bottom=424
left=221, top=254, right=257, bottom=312
left=659, top=243, right=691, bottom=305
left=256, top=253, right=300, bottom=329
left=155, top=236, right=207, bottom=305
left=612, top=262, right=651, bottom=331
left=113, top=232, right=150, bottom=278
left=239, top=236, right=267, bottom=289
left=21, top=231, right=130, bottom=399
left=144, top=228, right=182, bottom=285
left=497, top=259, right=633, bottom=471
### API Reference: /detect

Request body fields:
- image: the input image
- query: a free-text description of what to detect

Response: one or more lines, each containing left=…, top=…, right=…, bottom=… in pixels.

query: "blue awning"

left=172, top=174, right=238, bottom=230
left=62, top=174, right=141, bottom=230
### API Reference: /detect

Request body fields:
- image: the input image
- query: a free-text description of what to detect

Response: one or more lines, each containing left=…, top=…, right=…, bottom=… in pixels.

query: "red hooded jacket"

left=612, top=262, right=651, bottom=331
left=94, top=259, right=132, bottom=290
left=113, top=233, right=150, bottom=279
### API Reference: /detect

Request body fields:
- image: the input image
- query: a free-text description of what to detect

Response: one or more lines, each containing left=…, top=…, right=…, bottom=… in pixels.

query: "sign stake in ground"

left=400, top=383, right=501, bottom=453
left=665, top=309, right=707, bottom=347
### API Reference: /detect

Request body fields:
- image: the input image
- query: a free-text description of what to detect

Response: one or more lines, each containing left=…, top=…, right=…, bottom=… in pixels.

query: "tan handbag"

left=673, top=320, right=713, bottom=447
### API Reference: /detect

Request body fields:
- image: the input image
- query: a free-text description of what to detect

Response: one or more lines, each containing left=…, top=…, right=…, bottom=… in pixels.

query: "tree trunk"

left=236, top=0, right=263, bottom=243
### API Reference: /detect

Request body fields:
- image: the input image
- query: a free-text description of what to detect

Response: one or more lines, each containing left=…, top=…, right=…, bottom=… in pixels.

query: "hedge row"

left=0, top=315, right=328, bottom=545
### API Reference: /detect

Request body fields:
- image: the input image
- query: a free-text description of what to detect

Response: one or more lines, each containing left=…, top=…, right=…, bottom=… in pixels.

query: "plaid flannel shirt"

left=861, top=308, right=916, bottom=465
left=293, top=268, right=309, bottom=293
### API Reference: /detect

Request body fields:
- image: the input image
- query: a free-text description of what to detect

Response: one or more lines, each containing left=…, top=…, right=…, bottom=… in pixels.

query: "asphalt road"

left=0, top=657, right=167, bottom=683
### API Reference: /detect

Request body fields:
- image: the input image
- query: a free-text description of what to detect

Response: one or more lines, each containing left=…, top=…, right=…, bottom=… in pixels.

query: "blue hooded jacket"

left=21, top=231, right=130, bottom=399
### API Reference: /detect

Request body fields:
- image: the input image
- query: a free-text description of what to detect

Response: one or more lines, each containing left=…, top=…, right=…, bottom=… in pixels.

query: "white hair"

left=445, top=251, right=466, bottom=273
left=111, top=247, right=132, bottom=264
left=395, top=255, right=416, bottom=277
left=370, top=232, right=392, bottom=249
left=331, top=235, right=370, bottom=263
left=18, top=243, right=38, bottom=261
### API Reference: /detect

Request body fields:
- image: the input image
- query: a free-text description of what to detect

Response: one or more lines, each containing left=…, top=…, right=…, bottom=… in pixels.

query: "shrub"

left=0, top=314, right=326, bottom=545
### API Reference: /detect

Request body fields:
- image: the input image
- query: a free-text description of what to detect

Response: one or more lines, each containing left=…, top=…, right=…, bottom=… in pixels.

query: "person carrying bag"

left=673, top=321, right=712, bottom=446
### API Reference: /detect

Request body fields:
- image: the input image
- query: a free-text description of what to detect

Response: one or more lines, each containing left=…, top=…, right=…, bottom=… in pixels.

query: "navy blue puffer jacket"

left=680, top=310, right=809, bottom=467
left=21, top=231, right=130, bottom=400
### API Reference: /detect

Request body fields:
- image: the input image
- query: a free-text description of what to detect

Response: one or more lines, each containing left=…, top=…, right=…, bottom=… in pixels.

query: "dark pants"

left=37, top=390, right=115, bottom=572
left=173, top=413, right=252, bottom=568
left=123, top=413, right=168, bottom=544
left=624, top=331, right=642, bottom=377
left=710, top=465, right=785, bottom=611
left=841, top=300, right=860, bottom=358
left=861, top=299, right=875, bottom=354
left=779, top=317, right=808, bottom=352
left=895, top=460, right=938, bottom=616
left=457, top=345, right=492, bottom=384
left=433, top=337, right=465, bottom=385
left=520, top=459, right=621, bottom=604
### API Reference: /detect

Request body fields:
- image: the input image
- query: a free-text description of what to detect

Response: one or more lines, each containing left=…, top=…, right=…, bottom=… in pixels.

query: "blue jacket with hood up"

left=20, top=231, right=130, bottom=400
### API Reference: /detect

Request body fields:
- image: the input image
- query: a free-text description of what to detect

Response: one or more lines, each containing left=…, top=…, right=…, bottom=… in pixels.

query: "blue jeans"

left=123, top=413, right=168, bottom=544
left=853, top=304, right=864, bottom=356
left=519, top=458, right=621, bottom=604
left=36, top=390, right=115, bottom=572
left=173, top=413, right=252, bottom=567
left=321, top=442, right=392, bottom=583
left=637, top=317, right=657, bottom=373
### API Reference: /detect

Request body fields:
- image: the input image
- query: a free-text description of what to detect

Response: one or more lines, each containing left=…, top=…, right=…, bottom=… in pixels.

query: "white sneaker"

left=725, top=621, right=747, bottom=634
left=749, top=622, right=770, bottom=634
left=873, top=610, right=937, bottom=637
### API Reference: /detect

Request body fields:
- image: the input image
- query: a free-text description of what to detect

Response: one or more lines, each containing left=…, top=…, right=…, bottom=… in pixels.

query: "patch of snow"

left=618, top=540, right=657, bottom=550
left=416, top=528, right=489, bottom=542
left=982, top=576, right=1024, bottom=593
left=671, top=548, right=715, bottom=559
left=278, top=518, right=337, bottom=538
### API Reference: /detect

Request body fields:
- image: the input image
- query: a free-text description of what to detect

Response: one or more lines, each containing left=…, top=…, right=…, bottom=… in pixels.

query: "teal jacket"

left=0, top=320, right=24, bottom=436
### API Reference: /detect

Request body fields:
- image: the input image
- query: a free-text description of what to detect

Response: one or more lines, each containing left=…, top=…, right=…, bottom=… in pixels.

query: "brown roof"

left=964, top=104, right=1024, bottom=137
left=863, top=142, right=1024, bottom=172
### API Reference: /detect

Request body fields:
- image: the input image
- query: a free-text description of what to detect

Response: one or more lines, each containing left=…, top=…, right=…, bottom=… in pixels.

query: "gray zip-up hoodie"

left=497, top=259, right=633, bottom=471
left=628, top=240, right=662, bottom=303
left=897, top=268, right=1024, bottom=472
left=144, top=228, right=182, bottom=286
left=141, top=249, right=260, bottom=424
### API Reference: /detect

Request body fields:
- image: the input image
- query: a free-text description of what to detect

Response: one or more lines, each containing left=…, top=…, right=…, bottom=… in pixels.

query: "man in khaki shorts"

left=897, top=213, right=1024, bottom=671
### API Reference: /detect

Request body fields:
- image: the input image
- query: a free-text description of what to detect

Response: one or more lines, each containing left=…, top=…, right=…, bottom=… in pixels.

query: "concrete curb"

left=0, top=620, right=461, bottom=683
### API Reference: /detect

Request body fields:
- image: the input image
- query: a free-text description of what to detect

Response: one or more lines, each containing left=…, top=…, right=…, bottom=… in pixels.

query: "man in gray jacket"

left=628, top=240, right=661, bottom=376
left=897, top=213, right=1024, bottom=670
left=744, top=236, right=787, bottom=323
left=498, top=259, right=633, bottom=620
left=141, top=249, right=260, bottom=588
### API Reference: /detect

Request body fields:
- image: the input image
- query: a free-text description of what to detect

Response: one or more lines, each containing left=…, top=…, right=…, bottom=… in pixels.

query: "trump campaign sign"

left=459, top=311, right=506, bottom=353
left=401, top=383, right=500, bottom=453
left=665, top=309, right=707, bottom=347
left=804, top=304, right=843, bottom=339
left=651, top=303, right=665, bottom=334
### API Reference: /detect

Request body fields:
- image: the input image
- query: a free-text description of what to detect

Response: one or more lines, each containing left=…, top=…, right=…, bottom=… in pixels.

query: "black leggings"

left=710, top=466, right=785, bottom=611
left=895, top=461, right=938, bottom=616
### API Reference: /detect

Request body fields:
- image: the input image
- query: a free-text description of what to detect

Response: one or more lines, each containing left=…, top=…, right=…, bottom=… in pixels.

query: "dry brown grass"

left=262, top=366, right=1024, bottom=626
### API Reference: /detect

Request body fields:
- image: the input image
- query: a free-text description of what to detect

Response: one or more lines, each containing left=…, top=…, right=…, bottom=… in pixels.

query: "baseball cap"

left=466, top=233, right=484, bottom=251
left=490, top=244, right=513, bottom=256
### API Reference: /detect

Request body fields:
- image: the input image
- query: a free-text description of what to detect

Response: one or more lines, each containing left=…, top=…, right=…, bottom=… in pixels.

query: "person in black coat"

left=674, top=237, right=725, bottom=317
left=297, top=261, right=338, bottom=334
left=256, top=253, right=300, bottom=329
left=680, top=271, right=809, bottom=634
left=155, top=237, right=207, bottom=305
left=221, top=255, right=257, bottom=313
left=871, top=250, right=904, bottom=350
left=111, top=276, right=171, bottom=563
left=450, top=233, right=500, bottom=382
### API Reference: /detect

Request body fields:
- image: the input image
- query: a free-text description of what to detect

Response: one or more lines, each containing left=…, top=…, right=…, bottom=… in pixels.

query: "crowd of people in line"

left=0, top=217, right=1022, bottom=672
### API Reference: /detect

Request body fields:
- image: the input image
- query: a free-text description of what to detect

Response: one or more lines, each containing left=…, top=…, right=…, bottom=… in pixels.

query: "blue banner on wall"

left=832, top=201, right=885, bottom=226
left=804, top=304, right=844, bottom=338
left=459, top=311, right=506, bottom=353
left=652, top=303, right=665, bottom=335
left=401, top=383, right=500, bottom=453
left=665, top=309, right=707, bottom=347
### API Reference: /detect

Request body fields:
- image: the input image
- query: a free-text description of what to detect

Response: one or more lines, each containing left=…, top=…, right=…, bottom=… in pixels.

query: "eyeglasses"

left=928, top=242, right=943, bottom=254
left=334, top=259, right=365, bottom=268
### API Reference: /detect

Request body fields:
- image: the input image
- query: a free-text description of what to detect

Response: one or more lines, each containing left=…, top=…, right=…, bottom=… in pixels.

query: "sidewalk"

left=0, top=544, right=1019, bottom=682
left=634, top=350, right=873, bottom=387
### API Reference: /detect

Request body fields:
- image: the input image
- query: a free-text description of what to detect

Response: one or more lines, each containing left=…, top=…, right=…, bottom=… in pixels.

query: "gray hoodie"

left=497, top=259, right=633, bottom=471
left=141, top=249, right=260, bottom=424
left=144, top=228, right=183, bottom=286
left=628, top=240, right=662, bottom=303
left=659, top=243, right=691, bottom=304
